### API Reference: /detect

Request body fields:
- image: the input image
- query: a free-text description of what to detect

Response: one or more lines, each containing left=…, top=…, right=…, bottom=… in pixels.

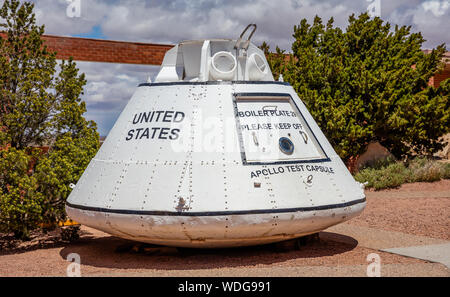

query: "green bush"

left=442, top=163, right=450, bottom=179
left=264, top=13, right=450, bottom=163
left=0, top=148, right=45, bottom=239
left=0, top=1, right=99, bottom=239
left=354, top=157, right=450, bottom=190
left=355, top=162, right=409, bottom=190
left=408, top=158, right=443, bottom=183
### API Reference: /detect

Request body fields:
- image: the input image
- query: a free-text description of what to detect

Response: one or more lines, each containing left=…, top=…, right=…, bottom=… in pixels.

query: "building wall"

left=430, top=70, right=450, bottom=88
left=0, top=33, right=173, bottom=65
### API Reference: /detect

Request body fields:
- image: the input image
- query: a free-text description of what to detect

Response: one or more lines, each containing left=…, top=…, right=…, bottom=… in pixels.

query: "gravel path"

left=352, top=180, right=450, bottom=240
left=0, top=228, right=426, bottom=277
left=0, top=180, right=449, bottom=277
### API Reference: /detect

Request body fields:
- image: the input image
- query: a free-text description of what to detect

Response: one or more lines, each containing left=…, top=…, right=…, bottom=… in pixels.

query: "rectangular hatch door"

left=234, top=93, right=328, bottom=164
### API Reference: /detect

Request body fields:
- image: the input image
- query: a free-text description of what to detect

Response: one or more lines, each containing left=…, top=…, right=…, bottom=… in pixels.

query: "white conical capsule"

left=66, top=30, right=365, bottom=248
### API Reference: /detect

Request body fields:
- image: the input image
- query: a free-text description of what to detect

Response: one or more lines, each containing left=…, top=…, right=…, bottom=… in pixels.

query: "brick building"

left=1, top=33, right=448, bottom=85
left=423, top=50, right=450, bottom=87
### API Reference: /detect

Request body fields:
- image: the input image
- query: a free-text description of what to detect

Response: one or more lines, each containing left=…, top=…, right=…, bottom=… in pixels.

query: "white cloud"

left=386, top=1, right=450, bottom=49
left=2, top=0, right=448, bottom=49
left=30, top=0, right=109, bottom=36
left=2, top=0, right=449, bottom=135
left=422, top=0, right=449, bottom=17
left=97, top=0, right=362, bottom=50
left=74, top=61, right=159, bottom=135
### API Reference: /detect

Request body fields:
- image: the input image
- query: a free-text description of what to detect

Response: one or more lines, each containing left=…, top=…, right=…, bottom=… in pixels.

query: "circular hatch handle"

left=279, top=137, right=294, bottom=155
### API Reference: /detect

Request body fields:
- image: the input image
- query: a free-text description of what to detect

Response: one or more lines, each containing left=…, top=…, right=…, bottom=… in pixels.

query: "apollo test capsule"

left=66, top=25, right=366, bottom=248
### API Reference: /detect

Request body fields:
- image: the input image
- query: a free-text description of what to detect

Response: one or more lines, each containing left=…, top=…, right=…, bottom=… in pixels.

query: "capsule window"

left=279, top=137, right=294, bottom=155
left=209, top=51, right=236, bottom=81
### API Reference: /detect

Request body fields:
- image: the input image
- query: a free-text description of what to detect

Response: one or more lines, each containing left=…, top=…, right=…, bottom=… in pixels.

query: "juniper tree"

left=0, top=0, right=99, bottom=239
left=264, top=13, right=449, bottom=163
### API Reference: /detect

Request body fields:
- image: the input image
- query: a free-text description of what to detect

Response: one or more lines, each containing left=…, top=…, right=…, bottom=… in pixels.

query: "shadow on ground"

left=0, top=229, right=94, bottom=255
left=58, top=231, right=358, bottom=270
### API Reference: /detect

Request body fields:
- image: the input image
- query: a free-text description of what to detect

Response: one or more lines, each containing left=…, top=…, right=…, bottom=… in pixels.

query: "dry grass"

left=354, top=157, right=450, bottom=190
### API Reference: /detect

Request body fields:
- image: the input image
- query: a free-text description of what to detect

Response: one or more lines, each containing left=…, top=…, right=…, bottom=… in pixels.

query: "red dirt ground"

left=353, top=180, right=450, bottom=240
left=0, top=180, right=449, bottom=276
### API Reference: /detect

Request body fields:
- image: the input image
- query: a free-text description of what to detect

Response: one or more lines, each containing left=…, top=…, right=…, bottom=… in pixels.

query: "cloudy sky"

left=3, top=0, right=450, bottom=135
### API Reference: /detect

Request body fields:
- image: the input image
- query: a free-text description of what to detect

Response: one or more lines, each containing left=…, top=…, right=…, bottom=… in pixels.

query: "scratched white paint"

left=66, top=37, right=366, bottom=248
